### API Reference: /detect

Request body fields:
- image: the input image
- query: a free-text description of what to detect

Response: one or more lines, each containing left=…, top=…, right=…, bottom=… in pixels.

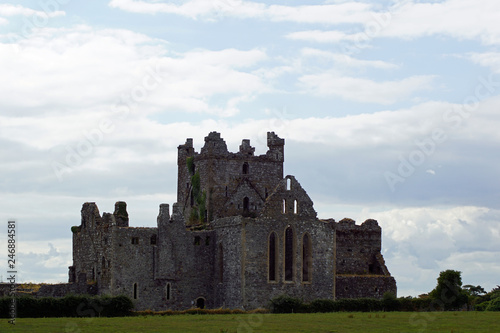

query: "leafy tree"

left=463, top=285, right=487, bottom=310
left=463, top=285, right=486, bottom=296
left=475, top=285, right=500, bottom=311
left=429, top=270, right=468, bottom=310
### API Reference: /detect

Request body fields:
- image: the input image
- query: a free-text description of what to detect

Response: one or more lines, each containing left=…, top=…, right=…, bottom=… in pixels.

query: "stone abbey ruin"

left=68, top=131, right=396, bottom=310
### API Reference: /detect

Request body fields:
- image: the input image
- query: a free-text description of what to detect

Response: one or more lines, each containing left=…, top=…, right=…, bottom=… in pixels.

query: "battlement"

left=336, top=218, right=381, bottom=231
left=176, top=132, right=285, bottom=223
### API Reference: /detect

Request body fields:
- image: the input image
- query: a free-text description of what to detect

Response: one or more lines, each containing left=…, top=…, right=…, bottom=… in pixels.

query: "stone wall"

left=109, top=225, right=159, bottom=310
left=212, top=216, right=244, bottom=308
left=335, top=218, right=387, bottom=275
left=156, top=203, right=217, bottom=310
left=238, top=176, right=335, bottom=309
left=0, top=282, right=97, bottom=298
left=335, top=275, right=397, bottom=299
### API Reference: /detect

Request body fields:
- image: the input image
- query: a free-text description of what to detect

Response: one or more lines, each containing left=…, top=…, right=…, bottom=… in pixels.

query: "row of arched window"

left=268, top=227, right=312, bottom=283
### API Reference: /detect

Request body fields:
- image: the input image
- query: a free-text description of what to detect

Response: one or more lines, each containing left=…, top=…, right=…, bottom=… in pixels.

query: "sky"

left=0, top=0, right=499, bottom=297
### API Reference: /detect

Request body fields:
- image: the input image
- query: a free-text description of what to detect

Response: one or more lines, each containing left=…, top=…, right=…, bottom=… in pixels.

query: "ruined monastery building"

left=69, top=132, right=396, bottom=310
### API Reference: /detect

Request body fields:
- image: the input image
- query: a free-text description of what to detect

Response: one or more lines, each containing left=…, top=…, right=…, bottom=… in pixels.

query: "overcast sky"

left=1, top=0, right=499, bottom=297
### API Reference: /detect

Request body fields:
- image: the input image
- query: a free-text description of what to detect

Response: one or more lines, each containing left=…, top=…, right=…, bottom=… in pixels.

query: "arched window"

left=243, top=197, right=250, bottom=212
left=268, top=232, right=278, bottom=281
left=284, top=227, right=294, bottom=281
left=282, top=199, right=286, bottom=214
left=302, top=233, right=312, bottom=282
left=242, top=162, right=249, bottom=174
left=294, top=200, right=298, bottom=214
left=286, top=178, right=291, bottom=190
left=218, top=243, right=224, bottom=283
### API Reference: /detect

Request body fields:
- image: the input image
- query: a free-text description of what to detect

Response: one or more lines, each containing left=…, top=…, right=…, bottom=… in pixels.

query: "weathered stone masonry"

left=68, top=131, right=396, bottom=310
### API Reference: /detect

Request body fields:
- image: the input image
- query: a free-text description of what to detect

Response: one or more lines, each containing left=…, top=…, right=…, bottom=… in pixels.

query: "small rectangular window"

left=131, top=237, right=139, bottom=245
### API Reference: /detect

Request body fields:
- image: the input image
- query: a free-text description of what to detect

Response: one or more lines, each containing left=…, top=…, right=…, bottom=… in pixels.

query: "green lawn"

left=1, top=312, right=499, bottom=332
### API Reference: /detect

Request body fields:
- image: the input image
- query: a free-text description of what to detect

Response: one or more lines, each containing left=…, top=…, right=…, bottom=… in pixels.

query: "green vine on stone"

left=187, top=157, right=206, bottom=224
left=187, top=156, right=195, bottom=175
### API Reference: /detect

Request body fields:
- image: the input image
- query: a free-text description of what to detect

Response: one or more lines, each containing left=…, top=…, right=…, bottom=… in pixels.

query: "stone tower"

left=177, top=131, right=285, bottom=224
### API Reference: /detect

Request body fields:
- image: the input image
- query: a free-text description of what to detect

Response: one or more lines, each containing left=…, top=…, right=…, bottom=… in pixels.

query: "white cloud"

left=300, top=48, right=399, bottom=69
left=282, top=0, right=500, bottom=46
left=287, top=30, right=367, bottom=44
left=0, top=25, right=269, bottom=117
left=359, top=206, right=500, bottom=295
left=382, top=0, right=500, bottom=45
left=299, top=73, right=435, bottom=104
left=0, top=4, right=65, bottom=18
left=3, top=94, right=500, bottom=170
left=468, top=52, right=500, bottom=73
left=109, top=0, right=374, bottom=23
left=108, top=0, right=500, bottom=45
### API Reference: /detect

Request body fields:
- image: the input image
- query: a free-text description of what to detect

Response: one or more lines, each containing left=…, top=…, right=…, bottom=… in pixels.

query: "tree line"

left=269, top=270, right=500, bottom=313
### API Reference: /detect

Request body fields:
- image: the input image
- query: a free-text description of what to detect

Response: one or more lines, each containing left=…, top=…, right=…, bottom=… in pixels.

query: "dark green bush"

left=486, top=298, right=500, bottom=311
left=310, top=299, right=337, bottom=313
left=268, top=295, right=453, bottom=313
left=103, top=295, right=134, bottom=317
left=475, top=301, right=489, bottom=311
left=269, top=295, right=305, bottom=313
left=0, top=295, right=133, bottom=318
left=382, top=292, right=400, bottom=311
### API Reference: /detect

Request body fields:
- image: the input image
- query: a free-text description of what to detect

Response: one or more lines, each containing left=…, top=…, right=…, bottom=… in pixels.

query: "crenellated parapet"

left=176, top=132, right=286, bottom=223
left=334, top=218, right=388, bottom=276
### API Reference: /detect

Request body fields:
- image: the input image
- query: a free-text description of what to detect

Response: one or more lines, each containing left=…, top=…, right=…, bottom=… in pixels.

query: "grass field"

left=1, top=312, right=499, bottom=332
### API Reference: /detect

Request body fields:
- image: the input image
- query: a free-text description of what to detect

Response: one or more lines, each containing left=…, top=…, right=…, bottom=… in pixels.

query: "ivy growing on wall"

left=187, top=157, right=207, bottom=224
left=186, top=156, right=195, bottom=175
